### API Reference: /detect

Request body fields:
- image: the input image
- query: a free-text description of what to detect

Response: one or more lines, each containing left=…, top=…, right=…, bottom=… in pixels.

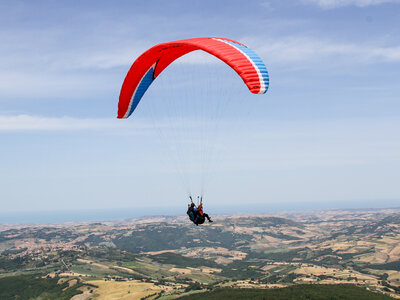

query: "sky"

left=1, top=0, right=400, bottom=216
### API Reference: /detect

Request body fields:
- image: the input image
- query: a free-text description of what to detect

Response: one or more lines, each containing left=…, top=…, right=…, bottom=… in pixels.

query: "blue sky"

left=1, top=0, right=400, bottom=214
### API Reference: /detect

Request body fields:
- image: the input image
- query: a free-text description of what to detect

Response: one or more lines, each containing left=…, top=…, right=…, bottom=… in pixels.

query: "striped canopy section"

left=118, top=37, right=269, bottom=119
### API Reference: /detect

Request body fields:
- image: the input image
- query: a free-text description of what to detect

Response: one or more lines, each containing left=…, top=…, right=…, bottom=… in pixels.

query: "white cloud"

left=0, top=114, right=216, bottom=132
left=0, top=29, right=145, bottom=71
left=301, top=0, right=400, bottom=8
left=250, top=36, right=400, bottom=66
left=0, top=115, right=126, bottom=131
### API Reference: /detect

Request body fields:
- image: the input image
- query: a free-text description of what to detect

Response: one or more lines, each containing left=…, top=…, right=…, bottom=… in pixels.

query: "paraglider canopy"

left=118, top=37, right=269, bottom=119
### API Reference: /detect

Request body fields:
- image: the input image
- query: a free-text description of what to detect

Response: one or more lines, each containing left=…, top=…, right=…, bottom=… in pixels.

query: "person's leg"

left=203, top=213, right=212, bottom=222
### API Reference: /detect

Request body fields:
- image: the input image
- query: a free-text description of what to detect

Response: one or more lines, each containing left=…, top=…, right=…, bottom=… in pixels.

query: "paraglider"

left=187, top=196, right=213, bottom=226
left=118, top=37, right=269, bottom=225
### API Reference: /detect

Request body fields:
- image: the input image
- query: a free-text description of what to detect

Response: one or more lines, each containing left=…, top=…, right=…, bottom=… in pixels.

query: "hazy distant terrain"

left=1, top=208, right=400, bottom=299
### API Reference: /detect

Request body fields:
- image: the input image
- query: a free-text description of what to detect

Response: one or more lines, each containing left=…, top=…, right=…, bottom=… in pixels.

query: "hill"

left=1, top=208, right=400, bottom=299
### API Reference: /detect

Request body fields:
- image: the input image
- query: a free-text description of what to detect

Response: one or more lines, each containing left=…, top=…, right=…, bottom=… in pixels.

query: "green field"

left=0, top=275, right=83, bottom=300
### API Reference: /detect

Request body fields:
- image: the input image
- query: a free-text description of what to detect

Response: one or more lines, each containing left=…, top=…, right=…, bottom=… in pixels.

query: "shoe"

left=209, top=220, right=213, bottom=223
